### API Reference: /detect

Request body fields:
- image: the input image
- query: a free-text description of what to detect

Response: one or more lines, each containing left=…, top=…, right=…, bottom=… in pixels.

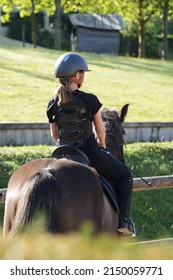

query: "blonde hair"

left=54, top=85, right=72, bottom=106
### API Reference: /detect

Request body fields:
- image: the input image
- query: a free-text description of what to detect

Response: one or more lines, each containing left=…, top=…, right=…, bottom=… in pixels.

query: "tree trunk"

left=138, top=0, right=145, bottom=58
left=138, top=19, right=145, bottom=58
left=54, top=0, right=61, bottom=50
left=161, top=0, right=169, bottom=60
left=31, top=0, right=37, bottom=48
left=22, top=24, right=26, bottom=48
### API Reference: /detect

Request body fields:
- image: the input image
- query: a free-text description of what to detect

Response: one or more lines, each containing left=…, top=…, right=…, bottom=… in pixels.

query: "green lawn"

left=0, top=46, right=173, bottom=122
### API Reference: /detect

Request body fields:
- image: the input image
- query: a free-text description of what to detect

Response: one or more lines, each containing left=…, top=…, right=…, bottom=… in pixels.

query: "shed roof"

left=69, top=14, right=124, bottom=31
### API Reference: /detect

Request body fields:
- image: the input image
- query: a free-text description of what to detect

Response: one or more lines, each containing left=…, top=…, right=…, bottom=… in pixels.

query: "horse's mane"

left=101, top=105, right=128, bottom=163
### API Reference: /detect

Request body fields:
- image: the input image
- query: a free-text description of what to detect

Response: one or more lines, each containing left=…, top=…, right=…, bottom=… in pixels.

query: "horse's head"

left=101, top=104, right=129, bottom=164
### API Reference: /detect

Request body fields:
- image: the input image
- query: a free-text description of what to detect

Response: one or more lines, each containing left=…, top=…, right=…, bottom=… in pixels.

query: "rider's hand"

left=98, top=142, right=106, bottom=149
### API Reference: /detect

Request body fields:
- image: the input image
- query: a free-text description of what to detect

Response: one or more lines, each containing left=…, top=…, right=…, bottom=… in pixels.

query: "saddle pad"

left=99, top=175, right=120, bottom=214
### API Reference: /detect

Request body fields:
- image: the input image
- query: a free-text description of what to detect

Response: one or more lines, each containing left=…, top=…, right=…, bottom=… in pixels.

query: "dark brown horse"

left=3, top=104, right=129, bottom=238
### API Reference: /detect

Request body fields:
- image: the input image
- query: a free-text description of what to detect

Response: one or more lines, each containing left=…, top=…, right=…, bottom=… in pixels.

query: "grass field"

left=1, top=229, right=173, bottom=260
left=0, top=44, right=173, bottom=122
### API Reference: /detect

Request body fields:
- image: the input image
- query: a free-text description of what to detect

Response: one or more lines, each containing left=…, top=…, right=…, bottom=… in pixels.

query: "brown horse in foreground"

left=3, top=104, right=129, bottom=238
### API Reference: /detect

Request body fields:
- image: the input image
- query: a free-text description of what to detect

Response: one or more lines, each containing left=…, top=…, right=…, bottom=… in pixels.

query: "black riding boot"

left=115, top=176, right=133, bottom=236
left=81, top=139, right=134, bottom=235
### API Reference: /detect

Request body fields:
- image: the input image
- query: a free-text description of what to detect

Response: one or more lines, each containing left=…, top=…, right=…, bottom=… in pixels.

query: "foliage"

left=7, top=15, right=32, bottom=43
left=124, top=143, right=173, bottom=177
left=61, top=0, right=157, bottom=18
left=131, top=188, right=173, bottom=240
left=0, top=146, right=52, bottom=189
left=61, top=0, right=117, bottom=14
left=0, top=0, right=13, bottom=22
left=0, top=0, right=55, bottom=22
left=61, top=0, right=173, bottom=58
left=1, top=0, right=173, bottom=57
left=37, top=29, right=54, bottom=49
left=125, top=142, right=173, bottom=239
left=61, top=0, right=166, bottom=58
left=0, top=0, right=56, bottom=47
left=119, top=20, right=138, bottom=57
left=0, top=143, right=172, bottom=189
left=157, top=0, right=173, bottom=18
left=120, top=16, right=165, bottom=58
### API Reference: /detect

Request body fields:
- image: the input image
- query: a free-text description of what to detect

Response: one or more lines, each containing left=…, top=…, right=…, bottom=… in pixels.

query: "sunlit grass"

left=0, top=47, right=173, bottom=122
left=0, top=226, right=173, bottom=260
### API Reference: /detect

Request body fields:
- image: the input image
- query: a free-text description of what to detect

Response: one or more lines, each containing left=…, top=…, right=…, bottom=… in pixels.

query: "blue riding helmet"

left=54, top=52, right=91, bottom=78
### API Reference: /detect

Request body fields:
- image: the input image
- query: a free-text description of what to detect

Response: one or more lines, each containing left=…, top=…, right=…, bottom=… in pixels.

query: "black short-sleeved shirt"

left=46, top=89, right=102, bottom=123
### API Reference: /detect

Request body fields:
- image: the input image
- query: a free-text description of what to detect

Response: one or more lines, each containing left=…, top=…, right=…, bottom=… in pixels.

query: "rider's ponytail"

left=54, top=85, right=72, bottom=106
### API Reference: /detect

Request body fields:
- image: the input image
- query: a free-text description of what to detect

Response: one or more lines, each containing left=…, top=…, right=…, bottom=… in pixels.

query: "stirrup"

left=118, top=227, right=134, bottom=237
left=118, top=217, right=136, bottom=237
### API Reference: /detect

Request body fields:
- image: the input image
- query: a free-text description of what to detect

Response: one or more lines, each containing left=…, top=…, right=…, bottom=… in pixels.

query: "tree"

left=61, top=0, right=162, bottom=58
left=158, top=0, right=173, bottom=60
left=54, top=0, right=61, bottom=50
left=0, top=0, right=55, bottom=48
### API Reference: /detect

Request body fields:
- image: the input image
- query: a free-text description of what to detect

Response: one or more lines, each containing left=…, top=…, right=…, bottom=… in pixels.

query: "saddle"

left=52, top=144, right=119, bottom=213
left=52, top=144, right=90, bottom=166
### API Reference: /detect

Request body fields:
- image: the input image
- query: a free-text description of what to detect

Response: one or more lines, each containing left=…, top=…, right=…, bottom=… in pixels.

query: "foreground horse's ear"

left=120, top=103, right=129, bottom=123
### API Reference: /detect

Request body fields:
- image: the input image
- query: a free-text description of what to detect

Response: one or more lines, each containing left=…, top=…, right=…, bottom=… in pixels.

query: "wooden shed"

left=68, top=14, right=124, bottom=54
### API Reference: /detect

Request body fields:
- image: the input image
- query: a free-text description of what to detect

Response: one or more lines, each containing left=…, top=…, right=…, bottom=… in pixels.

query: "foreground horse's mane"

left=101, top=104, right=129, bottom=163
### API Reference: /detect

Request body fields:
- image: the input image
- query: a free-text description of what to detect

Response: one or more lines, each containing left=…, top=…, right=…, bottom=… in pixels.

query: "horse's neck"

left=105, top=124, right=125, bottom=163
left=101, top=107, right=128, bottom=164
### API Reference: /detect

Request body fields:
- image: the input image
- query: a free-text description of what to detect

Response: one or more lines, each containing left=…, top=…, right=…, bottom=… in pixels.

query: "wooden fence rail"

left=1, top=175, right=173, bottom=204
left=0, top=122, right=173, bottom=146
left=129, top=237, right=173, bottom=247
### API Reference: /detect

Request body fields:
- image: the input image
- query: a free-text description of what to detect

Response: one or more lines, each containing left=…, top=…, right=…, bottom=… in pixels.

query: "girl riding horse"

left=46, top=52, right=133, bottom=236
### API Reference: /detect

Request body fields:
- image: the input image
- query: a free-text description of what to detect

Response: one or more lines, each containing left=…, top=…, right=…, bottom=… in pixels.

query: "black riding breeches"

left=81, top=135, right=133, bottom=219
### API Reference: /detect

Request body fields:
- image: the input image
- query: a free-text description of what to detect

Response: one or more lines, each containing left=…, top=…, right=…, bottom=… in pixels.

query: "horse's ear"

left=120, top=103, right=129, bottom=123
